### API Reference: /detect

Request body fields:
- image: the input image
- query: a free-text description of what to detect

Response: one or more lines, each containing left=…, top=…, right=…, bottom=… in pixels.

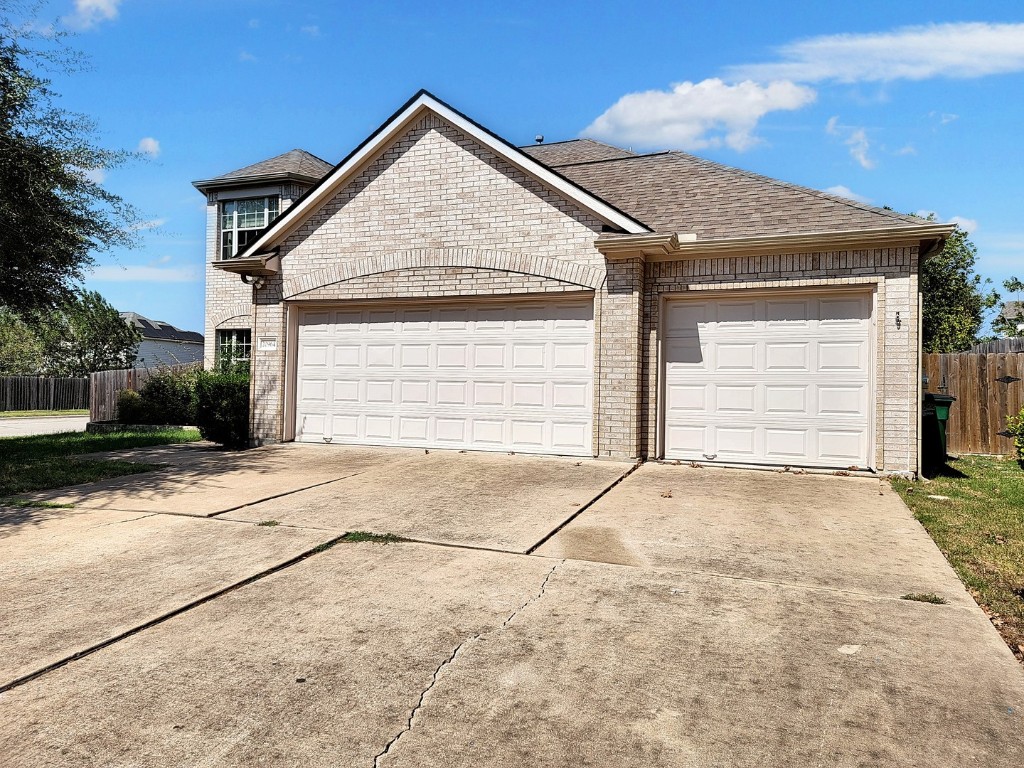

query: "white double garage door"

left=294, top=290, right=874, bottom=468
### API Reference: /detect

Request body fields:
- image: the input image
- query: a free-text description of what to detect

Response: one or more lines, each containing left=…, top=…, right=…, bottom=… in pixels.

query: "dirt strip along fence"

left=923, top=352, right=1024, bottom=455
left=89, top=364, right=197, bottom=422
left=0, top=376, right=90, bottom=412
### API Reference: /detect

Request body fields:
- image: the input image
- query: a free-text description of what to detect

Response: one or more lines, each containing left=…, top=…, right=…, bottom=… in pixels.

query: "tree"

left=0, top=4, right=139, bottom=314
left=992, top=277, right=1023, bottom=338
left=0, top=307, right=43, bottom=374
left=33, top=290, right=141, bottom=376
left=919, top=222, right=998, bottom=352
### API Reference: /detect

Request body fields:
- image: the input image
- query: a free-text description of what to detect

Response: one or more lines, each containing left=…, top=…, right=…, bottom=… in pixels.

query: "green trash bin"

left=930, top=394, right=956, bottom=459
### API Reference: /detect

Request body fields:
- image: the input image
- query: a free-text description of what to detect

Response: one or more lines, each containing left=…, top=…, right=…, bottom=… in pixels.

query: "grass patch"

left=0, top=499, right=75, bottom=509
left=341, top=531, right=407, bottom=544
left=256, top=520, right=280, bottom=527
left=0, top=428, right=199, bottom=496
left=0, top=409, right=89, bottom=418
left=900, top=592, right=948, bottom=605
left=892, top=455, right=1024, bottom=656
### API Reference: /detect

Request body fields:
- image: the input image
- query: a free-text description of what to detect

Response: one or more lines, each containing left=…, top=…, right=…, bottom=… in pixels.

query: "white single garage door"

left=295, top=299, right=594, bottom=455
left=662, top=291, right=873, bottom=469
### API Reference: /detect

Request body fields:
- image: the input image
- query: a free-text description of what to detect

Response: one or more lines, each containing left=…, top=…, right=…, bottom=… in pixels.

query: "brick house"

left=193, top=91, right=952, bottom=475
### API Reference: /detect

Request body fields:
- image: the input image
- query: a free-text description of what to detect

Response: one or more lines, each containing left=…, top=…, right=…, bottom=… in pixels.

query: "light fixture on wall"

left=240, top=274, right=266, bottom=289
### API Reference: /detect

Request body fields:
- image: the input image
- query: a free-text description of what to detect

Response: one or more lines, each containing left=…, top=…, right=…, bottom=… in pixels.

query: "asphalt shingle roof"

left=210, top=149, right=333, bottom=183
left=120, top=312, right=203, bottom=343
left=520, top=139, right=636, bottom=166
left=519, top=139, right=921, bottom=238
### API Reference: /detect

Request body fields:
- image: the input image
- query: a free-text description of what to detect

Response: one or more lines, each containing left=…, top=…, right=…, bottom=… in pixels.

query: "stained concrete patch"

left=537, top=463, right=975, bottom=606
left=226, top=449, right=630, bottom=551
left=24, top=443, right=413, bottom=516
left=0, top=509, right=332, bottom=685
left=375, top=560, right=1024, bottom=768
left=0, top=543, right=558, bottom=768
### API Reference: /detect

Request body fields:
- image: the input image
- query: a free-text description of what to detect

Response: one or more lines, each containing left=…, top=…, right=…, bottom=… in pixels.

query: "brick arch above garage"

left=282, top=248, right=604, bottom=300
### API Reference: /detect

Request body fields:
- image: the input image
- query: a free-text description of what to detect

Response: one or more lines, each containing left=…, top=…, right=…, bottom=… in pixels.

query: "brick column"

left=250, top=274, right=286, bottom=445
left=595, top=257, right=644, bottom=459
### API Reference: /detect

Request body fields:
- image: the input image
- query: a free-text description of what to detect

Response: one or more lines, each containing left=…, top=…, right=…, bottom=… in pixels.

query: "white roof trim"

left=237, top=92, right=650, bottom=258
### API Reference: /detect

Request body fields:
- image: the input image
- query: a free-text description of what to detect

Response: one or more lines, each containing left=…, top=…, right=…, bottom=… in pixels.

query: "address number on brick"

left=257, top=336, right=278, bottom=352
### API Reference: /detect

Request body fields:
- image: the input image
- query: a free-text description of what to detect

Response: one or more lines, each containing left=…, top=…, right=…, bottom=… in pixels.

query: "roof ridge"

left=289, top=147, right=333, bottom=166
left=663, top=150, right=920, bottom=225
left=546, top=151, right=673, bottom=169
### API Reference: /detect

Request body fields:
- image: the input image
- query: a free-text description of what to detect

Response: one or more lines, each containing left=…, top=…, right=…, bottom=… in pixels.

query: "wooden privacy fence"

left=89, top=364, right=198, bottom=422
left=923, top=352, right=1024, bottom=455
left=0, top=376, right=90, bottom=412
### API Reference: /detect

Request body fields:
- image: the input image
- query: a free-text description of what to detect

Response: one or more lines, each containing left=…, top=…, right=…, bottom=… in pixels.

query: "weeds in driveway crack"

left=372, top=635, right=480, bottom=767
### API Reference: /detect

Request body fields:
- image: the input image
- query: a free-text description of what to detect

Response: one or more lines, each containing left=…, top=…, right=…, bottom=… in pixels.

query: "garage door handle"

left=703, top=453, right=717, bottom=460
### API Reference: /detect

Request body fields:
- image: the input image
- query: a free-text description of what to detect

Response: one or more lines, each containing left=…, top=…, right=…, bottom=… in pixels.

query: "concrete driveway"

left=2, top=445, right=1022, bottom=767
left=0, top=414, right=89, bottom=437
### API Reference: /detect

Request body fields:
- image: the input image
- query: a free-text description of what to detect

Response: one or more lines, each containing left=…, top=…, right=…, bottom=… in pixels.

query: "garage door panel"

left=295, top=300, right=593, bottom=456
left=664, top=292, right=872, bottom=469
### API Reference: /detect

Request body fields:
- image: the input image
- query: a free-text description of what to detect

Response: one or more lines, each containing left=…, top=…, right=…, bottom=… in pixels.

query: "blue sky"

left=23, top=0, right=1024, bottom=332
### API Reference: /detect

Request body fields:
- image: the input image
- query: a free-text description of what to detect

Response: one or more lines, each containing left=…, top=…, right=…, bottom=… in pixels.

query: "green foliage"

left=0, top=307, right=43, bottom=374
left=1007, top=407, right=1024, bottom=461
left=195, top=371, right=250, bottom=449
left=0, top=7, right=141, bottom=313
left=116, top=389, right=146, bottom=424
left=32, top=290, right=141, bottom=376
left=136, top=366, right=199, bottom=424
left=992, top=276, right=1023, bottom=338
left=918, top=221, right=998, bottom=352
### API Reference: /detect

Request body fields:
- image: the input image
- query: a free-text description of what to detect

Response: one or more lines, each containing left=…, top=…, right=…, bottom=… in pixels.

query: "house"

left=999, top=301, right=1023, bottom=334
left=120, top=312, right=204, bottom=367
left=194, top=91, right=953, bottom=475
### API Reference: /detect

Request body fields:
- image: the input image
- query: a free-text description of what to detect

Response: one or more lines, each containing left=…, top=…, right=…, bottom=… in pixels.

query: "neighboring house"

left=120, top=312, right=204, bottom=367
left=194, top=90, right=954, bottom=475
left=1000, top=301, right=1024, bottom=333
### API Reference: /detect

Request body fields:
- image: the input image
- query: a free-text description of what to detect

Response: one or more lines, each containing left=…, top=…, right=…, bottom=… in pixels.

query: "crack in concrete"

left=372, top=561, right=563, bottom=767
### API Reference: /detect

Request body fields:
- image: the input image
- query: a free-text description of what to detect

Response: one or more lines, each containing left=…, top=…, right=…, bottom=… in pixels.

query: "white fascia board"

left=237, top=93, right=649, bottom=259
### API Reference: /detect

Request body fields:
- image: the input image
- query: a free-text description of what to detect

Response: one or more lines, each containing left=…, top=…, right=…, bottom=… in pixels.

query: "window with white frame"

left=220, top=197, right=279, bottom=259
left=216, top=329, right=251, bottom=363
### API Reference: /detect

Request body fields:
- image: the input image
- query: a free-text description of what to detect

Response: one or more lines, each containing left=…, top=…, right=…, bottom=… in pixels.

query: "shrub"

left=195, top=370, right=250, bottom=449
left=1007, top=407, right=1024, bottom=461
left=136, top=367, right=199, bottom=425
left=116, top=389, right=147, bottom=424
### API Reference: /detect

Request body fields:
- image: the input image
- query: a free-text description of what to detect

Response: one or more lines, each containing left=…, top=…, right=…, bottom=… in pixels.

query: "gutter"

left=595, top=223, right=956, bottom=261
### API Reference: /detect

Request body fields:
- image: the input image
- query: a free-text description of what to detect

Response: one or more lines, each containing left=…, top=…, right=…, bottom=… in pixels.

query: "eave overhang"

left=595, top=222, right=957, bottom=261
left=211, top=251, right=280, bottom=277
left=192, top=172, right=325, bottom=194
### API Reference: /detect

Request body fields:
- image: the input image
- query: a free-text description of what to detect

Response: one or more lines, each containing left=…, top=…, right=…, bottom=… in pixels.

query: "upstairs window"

left=220, top=197, right=279, bottom=259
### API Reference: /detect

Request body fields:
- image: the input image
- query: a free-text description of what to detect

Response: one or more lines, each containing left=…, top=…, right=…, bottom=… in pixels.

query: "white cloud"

left=137, top=137, right=160, bottom=158
left=915, top=210, right=978, bottom=233
left=300, top=25, right=320, bottom=37
left=82, top=167, right=106, bottom=184
left=90, top=265, right=200, bottom=283
left=823, top=185, right=872, bottom=204
left=825, top=117, right=875, bottom=169
left=726, top=22, right=1024, bottom=84
left=895, top=144, right=917, bottom=156
left=239, top=50, right=258, bottom=63
left=63, top=0, right=122, bottom=31
left=583, top=78, right=816, bottom=151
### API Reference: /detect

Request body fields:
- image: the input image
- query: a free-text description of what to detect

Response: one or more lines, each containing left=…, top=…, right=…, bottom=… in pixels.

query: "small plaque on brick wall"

left=257, top=336, right=278, bottom=352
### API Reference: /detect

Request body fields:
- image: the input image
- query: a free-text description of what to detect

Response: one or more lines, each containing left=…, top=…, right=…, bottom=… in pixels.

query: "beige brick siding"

left=641, top=247, right=920, bottom=473
left=204, top=112, right=922, bottom=471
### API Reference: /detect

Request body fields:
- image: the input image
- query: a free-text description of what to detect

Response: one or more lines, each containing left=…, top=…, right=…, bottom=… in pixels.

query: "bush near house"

left=116, top=367, right=199, bottom=425
left=195, top=371, right=250, bottom=450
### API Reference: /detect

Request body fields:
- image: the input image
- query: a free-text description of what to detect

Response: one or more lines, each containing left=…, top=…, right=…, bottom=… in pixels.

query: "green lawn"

left=0, top=429, right=201, bottom=499
left=0, top=409, right=89, bottom=418
left=892, top=455, right=1024, bottom=659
